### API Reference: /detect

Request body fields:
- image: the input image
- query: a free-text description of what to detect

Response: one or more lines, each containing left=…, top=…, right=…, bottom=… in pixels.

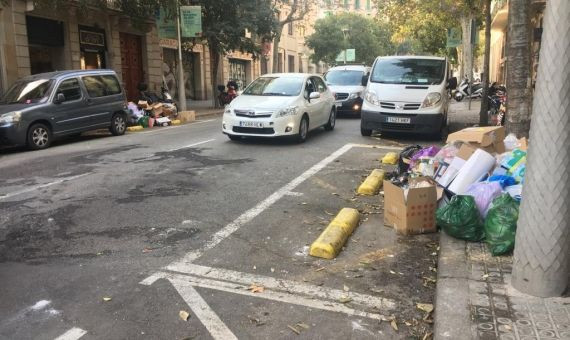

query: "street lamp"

left=342, top=28, right=350, bottom=64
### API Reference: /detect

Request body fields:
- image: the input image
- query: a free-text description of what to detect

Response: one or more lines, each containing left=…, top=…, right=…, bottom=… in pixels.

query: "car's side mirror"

left=447, top=77, right=458, bottom=90
left=361, top=75, right=369, bottom=86
left=54, top=93, right=65, bottom=104
left=309, top=92, right=320, bottom=100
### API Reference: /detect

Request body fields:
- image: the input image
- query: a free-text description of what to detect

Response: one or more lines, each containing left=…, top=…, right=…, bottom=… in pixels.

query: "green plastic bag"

left=436, top=195, right=485, bottom=241
left=484, top=194, right=519, bottom=256
left=139, top=116, right=149, bottom=128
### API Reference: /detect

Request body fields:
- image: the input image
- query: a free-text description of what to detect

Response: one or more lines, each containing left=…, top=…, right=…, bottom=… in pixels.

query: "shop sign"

left=80, top=30, right=105, bottom=47
left=160, top=38, right=178, bottom=49
left=157, top=8, right=177, bottom=39
left=180, top=6, right=202, bottom=38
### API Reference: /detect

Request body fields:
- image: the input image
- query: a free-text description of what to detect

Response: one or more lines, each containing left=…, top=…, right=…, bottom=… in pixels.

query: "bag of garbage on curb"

left=484, top=194, right=520, bottom=256
left=436, top=195, right=485, bottom=242
left=464, top=181, right=504, bottom=218
left=409, top=146, right=441, bottom=169
left=397, top=145, right=422, bottom=174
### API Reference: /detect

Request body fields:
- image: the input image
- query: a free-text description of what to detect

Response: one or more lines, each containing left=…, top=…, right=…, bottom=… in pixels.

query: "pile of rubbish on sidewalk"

left=127, top=101, right=179, bottom=128
left=383, top=126, right=528, bottom=256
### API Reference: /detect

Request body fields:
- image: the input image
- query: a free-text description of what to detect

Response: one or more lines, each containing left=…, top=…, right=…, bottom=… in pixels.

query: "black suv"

left=0, top=69, right=128, bottom=150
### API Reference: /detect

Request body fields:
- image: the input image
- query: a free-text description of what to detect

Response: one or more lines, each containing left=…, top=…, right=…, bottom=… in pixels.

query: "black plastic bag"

left=484, top=194, right=519, bottom=256
left=436, top=195, right=485, bottom=242
left=397, top=145, right=422, bottom=174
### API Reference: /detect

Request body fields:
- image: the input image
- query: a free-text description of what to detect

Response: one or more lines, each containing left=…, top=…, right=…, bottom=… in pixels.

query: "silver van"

left=0, top=69, right=128, bottom=150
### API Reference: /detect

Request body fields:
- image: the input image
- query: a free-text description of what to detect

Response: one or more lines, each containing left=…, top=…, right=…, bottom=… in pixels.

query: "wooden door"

left=119, top=33, right=143, bottom=101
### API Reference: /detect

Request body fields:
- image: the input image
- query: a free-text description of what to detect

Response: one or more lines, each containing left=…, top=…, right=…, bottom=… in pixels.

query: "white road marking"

left=170, top=278, right=238, bottom=340
left=168, top=139, right=216, bottom=152
left=54, top=327, right=87, bottom=340
left=192, top=118, right=216, bottom=124
left=285, top=191, right=304, bottom=197
left=0, top=173, right=92, bottom=201
left=165, top=263, right=394, bottom=311
left=167, top=143, right=354, bottom=266
left=30, top=300, right=51, bottom=310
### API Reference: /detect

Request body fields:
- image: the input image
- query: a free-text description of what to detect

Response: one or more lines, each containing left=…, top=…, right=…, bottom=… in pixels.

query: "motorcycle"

left=454, top=78, right=483, bottom=101
left=487, top=83, right=507, bottom=126
left=218, top=80, right=239, bottom=106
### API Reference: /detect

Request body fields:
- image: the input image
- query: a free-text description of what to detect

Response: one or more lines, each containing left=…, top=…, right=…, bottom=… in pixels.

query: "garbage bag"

left=397, top=145, right=422, bottom=174
left=488, top=175, right=517, bottom=188
left=436, top=195, right=485, bottom=242
left=484, top=194, right=519, bottom=256
left=382, top=152, right=399, bottom=165
left=464, top=181, right=504, bottom=218
left=409, top=146, right=441, bottom=169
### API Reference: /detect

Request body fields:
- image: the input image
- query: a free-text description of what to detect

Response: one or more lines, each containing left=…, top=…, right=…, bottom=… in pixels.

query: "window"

left=288, top=22, right=294, bottom=36
left=243, top=76, right=304, bottom=97
left=366, top=0, right=371, bottom=10
left=354, top=0, right=360, bottom=10
left=370, top=58, right=446, bottom=85
left=305, top=78, right=316, bottom=97
left=83, top=75, right=121, bottom=98
left=324, top=70, right=365, bottom=86
left=56, top=78, right=82, bottom=102
left=312, top=77, right=327, bottom=93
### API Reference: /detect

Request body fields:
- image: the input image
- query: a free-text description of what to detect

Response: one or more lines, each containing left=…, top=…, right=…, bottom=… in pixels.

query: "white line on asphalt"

left=165, top=273, right=386, bottom=321
left=0, top=173, right=92, bottom=201
left=285, top=191, right=304, bottom=197
left=192, top=119, right=216, bottom=124
left=170, top=278, right=238, bottom=340
left=166, top=143, right=354, bottom=266
left=54, top=327, right=87, bottom=340
left=165, top=263, right=395, bottom=311
left=168, top=138, right=216, bottom=152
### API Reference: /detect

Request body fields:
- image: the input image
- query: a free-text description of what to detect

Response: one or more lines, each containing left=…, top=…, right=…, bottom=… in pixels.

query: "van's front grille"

left=404, top=103, right=421, bottom=110
left=335, top=93, right=349, bottom=100
left=379, top=102, right=422, bottom=110
left=380, top=102, right=395, bottom=109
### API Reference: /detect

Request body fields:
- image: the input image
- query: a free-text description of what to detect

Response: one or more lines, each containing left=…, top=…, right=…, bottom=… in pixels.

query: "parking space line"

left=168, top=138, right=216, bottom=152
left=54, top=327, right=87, bottom=340
left=0, top=173, right=92, bottom=201
left=166, top=263, right=395, bottom=311
left=170, top=278, right=238, bottom=340
left=167, top=143, right=354, bottom=266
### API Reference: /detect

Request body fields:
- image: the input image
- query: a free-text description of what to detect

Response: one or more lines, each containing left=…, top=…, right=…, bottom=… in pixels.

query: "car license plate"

left=239, top=121, right=263, bottom=128
left=386, top=117, right=411, bottom=124
left=335, top=102, right=342, bottom=108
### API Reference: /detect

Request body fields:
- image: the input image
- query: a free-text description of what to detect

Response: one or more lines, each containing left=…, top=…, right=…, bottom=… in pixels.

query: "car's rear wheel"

left=110, top=113, right=127, bottom=136
left=324, top=108, right=336, bottom=131
left=27, top=123, right=52, bottom=150
left=296, top=116, right=309, bottom=143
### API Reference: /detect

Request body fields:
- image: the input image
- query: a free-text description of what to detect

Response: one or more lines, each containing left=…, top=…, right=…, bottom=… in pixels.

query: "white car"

left=222, top=73, right=336, bottom=142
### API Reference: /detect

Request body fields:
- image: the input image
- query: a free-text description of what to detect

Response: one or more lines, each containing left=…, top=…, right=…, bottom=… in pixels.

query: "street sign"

left=156, top=8, right=177, bottom=39
left=180, top=6, right=202, bottom=38
left=335, top=49, right=356, bottom=62
left=446, top=28, right=462, bottom=48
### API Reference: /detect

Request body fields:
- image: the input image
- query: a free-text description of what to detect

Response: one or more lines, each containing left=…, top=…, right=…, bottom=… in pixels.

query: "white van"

left=360, top=56, right=457, bottom=138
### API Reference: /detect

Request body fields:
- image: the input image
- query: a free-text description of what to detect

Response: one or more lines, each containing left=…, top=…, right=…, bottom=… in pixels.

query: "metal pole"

left=511, top=0, right=569, bottom=297
left=177, top=7, right=187, bottom=111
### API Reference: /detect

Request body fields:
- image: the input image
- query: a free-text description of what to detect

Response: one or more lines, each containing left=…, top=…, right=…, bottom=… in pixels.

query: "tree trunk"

left=210, top=45, right=221, bottom=108
left=271, top=25, right=284, bottom=73
left=504, top=0, right=532, bottom=137
left=479, top=0, right=492, bottom=126
left=460, top=15, right=473, bottom=82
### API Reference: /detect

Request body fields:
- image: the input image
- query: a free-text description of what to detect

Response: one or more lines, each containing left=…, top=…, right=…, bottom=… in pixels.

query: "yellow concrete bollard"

left=309, top=208, right=360, bottom=259
left=357, top=169, right=385, bottom=196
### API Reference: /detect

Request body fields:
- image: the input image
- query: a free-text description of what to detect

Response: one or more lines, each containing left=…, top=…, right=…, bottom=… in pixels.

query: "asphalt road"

left=0, top=116, right=440, bottom=339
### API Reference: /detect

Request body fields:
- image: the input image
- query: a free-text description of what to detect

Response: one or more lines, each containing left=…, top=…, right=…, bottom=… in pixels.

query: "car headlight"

left=224, top=107, right=233, bottom=115
left=422, top=92, right=442, bottom=108
left=276, top=106, right=299, bottom=117
left=349, top=92, right=361, bottom=100
left=0, top=111, right=21, bottom=124
left=364, top=91, right=380, bottom=106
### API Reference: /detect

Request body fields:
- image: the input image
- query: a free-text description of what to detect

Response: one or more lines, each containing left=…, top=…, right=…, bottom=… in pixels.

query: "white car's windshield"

left=325, top=70, right=364, bottom=86
left=370, top=59, right=445, bottom=85
left=243, top=77, right=304, bottom=96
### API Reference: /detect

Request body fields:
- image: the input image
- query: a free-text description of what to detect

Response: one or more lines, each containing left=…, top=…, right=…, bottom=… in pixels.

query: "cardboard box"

left=456, top=144, right=477, bottom=160
left=383, top=177, right=439, bottom=235
left=178, top=110, right=196, bottom=123
left=152, top=103, right=164, bottom=116
left=447, top=126, right=506, bottom=154
left=137, top=100, right=151, bottom=110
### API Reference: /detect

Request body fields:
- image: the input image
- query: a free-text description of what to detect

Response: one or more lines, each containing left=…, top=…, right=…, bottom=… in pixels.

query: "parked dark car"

left=324, top=64, right=371, bottom=116
left=0, top=69, right=128, bottom=150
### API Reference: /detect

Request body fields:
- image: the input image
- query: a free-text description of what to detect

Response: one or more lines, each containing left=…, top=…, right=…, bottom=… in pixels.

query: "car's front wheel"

left=27, top=123, right=52, bottom=150
left=324, top=108, right=336, bottom=131
left=360, top=125, right=372, bottom=136
left=296, top=116, right=309, bottom=143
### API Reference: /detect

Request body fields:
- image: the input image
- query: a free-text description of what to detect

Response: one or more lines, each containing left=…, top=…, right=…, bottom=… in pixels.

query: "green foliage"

left=306, top=13, right=394, bottom=65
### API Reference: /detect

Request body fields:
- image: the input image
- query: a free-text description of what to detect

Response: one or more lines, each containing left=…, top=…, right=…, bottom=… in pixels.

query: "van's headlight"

left=0, top=111, right=21, bottom=124
left=276, top=106, right=299, bottom=117
left=364, top=91, right=380, bottom=106
left=349, top=92, right=361, bottom=100
left=422, top=93, right=442, bottom=108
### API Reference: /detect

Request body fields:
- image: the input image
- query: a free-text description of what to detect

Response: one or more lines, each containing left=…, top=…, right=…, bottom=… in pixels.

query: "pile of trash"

left=382, top=126, right=527, bottom=256
left=127, top=100, right=178, bottom=128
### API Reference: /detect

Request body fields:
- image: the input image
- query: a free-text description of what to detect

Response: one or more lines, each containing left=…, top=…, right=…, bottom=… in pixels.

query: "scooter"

left=217, top=80, right=239, bottom=106
left=454, top=78, right=483, bottom=101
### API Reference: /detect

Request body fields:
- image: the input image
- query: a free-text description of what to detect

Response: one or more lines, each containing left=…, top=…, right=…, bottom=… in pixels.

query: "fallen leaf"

left=339, top=296, right=353, bottom=303
left=287, top=325, right=300, bottom=335
left=417, top=303, right=434, bottom=314
left=332, top=193, right=339, bottom=196
left=353, top=274, right=364, bottom=278
left=142, top=248, right=153, bottom=253
left=301, top=202, right=307, bottom=205
left=249, top=284, right=265, bottom=293
left=179, top=310, right=190, bottom=321
left=390, top=320, right=398, bottom=331
left=390, top=270, right=396, bottom=275
left=422, top=332, right=433, bottom=340
left=315, top=267, right=325, bottom=272
left=271, top=268, right=275, bottom=273
left=482, top=274, right=489, bottom=279
left=405, top=321, right=412, bottom=326
left=343, top=285, right=350, bottom=292
left=103, top=297, right=112, bottom=302
left=296, top=322, right=310, bottom=329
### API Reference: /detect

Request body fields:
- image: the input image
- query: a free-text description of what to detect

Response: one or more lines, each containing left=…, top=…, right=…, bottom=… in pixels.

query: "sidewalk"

left=434, top=102, right=570, bottom=340
left=186, top=99, right=224, bottom=119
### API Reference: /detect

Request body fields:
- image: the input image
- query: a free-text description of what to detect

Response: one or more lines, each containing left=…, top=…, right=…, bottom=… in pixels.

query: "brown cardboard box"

left=137, top=100, right=151, bottom=110
left=456, top=144, right=477, bottom=160
left=152, top=103, right=164, bottom=116
left=178, top=110, right=196, bottom=123
left=383, top=177, right=439, bottom=235
left=447, top=126, right=506, bottom=154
